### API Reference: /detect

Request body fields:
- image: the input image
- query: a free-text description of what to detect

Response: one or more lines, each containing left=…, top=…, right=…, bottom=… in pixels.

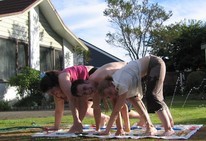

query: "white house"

left=0, top=0, right=88, bottom=100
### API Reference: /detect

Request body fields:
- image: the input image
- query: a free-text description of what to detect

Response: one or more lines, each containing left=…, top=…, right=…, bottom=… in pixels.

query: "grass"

left=0, top=95, right=205, bottom=128
left=0, top=95, right=205, bottom=141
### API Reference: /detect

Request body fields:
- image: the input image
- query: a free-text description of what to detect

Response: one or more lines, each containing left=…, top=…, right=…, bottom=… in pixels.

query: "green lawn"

left=0, top=95, right=205, bottom=129
left=0, top=95, right=205, bottom=141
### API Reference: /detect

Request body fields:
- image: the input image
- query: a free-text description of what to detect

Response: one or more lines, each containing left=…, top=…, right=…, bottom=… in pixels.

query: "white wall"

left=63, top=39, right=74, bottom=68
left=3, top=86, right=18, bottom=101
left=29, top=7, right=40, bottom=70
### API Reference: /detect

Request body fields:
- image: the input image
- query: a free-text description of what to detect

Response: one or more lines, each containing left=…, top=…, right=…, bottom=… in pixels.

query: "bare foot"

left=145, top=126, right=157, bottom=136
left=163, top=129, right=175, bottom=136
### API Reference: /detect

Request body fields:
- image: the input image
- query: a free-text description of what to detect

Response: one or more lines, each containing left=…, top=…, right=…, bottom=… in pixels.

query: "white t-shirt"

left=112, top=60, right=143, bottom=98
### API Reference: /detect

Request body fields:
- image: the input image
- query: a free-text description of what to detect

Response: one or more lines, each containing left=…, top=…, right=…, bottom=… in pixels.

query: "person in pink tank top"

left=40, top=65, right=109, bottom=133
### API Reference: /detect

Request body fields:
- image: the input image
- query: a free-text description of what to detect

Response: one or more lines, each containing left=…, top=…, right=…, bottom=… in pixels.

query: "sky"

left=50, top=0, right=206, bottom=61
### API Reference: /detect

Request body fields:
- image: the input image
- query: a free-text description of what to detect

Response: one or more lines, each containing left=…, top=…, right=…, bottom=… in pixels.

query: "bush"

left=185, top=71, right=206, bottom=92
left=13, top=95, right=40, bottom=107
left=0, top=100, right=11, bottom=111
left=8, top=67, right=44, bottom=107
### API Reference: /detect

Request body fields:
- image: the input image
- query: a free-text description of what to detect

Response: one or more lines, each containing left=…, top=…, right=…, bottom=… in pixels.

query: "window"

left=40, top=46, right=63, bottom=72
left=0, top=38, right=63, bottom=80
left=0, top=38, right=28, bottom=81
left=18, top=43, right=28, bottom=69
left=55, top=49, right=63, bottom=70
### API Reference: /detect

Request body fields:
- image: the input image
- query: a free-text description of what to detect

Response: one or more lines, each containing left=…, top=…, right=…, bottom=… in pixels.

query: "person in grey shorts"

left=145, top=55, right=174, bottom=135
left=97, top=55, right=174, bottom=136
left=146, top=55, right=169, bottom=112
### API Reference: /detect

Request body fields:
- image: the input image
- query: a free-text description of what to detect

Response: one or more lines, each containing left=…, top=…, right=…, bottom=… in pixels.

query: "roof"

left=0, top=0, right=42, bottom=17
left=0, top=0, right=87, bottom=50
left=80, top=38, right=124, bottom=67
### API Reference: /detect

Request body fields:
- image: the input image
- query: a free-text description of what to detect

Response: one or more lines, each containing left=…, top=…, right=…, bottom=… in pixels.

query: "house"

left=0, top=0, right=88, bottom=100
left=80, top=38, right=124, bottom=67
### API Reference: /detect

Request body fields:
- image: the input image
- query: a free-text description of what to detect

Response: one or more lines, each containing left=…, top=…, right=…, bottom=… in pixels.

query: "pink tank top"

left=61, top=65, right=89, bottom=82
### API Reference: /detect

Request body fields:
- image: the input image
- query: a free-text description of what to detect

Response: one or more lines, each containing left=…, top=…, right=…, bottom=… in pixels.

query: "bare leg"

left=165, top=106, right=174, bottom=127
left=128, top=97, right=157, bottom=135
left=128, top=109, right=140, bottom=118
left=85, top=101, right=94, bottom=117
left=128, top=110, right=145, bottom=126
left=99, top=114, right=109, bottom=127
left=156, top=109, right=174, bottom=136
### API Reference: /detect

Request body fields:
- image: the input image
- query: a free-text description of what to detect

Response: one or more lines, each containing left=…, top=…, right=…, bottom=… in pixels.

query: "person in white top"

left=97, top=55, right=174, bottom=136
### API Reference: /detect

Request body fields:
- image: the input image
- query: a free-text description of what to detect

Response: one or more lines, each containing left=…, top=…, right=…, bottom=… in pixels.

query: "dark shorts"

left=89, top=67, right=98, bottom=76
left=145, top=55, right=167, bottom=113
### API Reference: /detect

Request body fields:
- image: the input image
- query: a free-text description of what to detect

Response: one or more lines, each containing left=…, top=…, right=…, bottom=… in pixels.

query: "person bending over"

left=97, top=55, right=174, bottom=136
left=40, top=65, right=109, bottom=133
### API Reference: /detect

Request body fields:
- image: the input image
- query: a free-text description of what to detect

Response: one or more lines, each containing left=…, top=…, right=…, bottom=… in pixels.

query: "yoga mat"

left=32, top=124, right=203, bottom=140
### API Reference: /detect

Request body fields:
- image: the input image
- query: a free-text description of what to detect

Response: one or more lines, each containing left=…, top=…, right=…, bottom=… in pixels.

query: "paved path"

left=0, top=110, right=71, bottom=119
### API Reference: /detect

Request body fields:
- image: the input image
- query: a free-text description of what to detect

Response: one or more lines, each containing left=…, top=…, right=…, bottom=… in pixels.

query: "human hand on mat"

left=68, top=122, right=83, bottom=133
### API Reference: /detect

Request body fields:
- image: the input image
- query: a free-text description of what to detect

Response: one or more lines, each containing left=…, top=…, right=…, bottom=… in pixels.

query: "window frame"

left=40, top=46, right=63, bottom=72
left=0, top=38, right=28, bottom=81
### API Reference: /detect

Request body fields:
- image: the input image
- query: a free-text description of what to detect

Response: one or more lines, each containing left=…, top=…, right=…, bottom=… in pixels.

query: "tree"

left=151, top=20, right=206, bottom=71
left=150, top=22, right=183, bottom=71
left=104, top=0, right=172, bottom=60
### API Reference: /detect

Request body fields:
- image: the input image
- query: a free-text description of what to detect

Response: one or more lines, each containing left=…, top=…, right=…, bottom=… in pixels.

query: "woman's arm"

left=92, top=92, right=102, bottom=131
left=111, top=98, right=125, bottom=135
left=59, top=73, right=80, bottom=123
left=53, top=97, right=64, bottom=129
left=58, top=73, right=83, bottom=132
left=78, top=96, right=89, bottom=121
left=120, top=104, right=130, bottom=132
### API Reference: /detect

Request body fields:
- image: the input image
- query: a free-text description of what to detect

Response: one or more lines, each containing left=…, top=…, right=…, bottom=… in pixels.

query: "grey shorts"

left=145, top=55, right=167, bottom=113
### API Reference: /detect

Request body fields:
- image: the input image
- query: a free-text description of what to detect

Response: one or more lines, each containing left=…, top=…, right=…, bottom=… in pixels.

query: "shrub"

left=8, top=67, right=44, bottom=107
left=0, top=100, right=11, bottom=111
left=185, top=70, right=206, bottom=93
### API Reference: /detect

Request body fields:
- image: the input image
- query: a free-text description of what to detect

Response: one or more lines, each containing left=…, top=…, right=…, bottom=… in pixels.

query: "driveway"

left=0, top=110, right=70, bottom=119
